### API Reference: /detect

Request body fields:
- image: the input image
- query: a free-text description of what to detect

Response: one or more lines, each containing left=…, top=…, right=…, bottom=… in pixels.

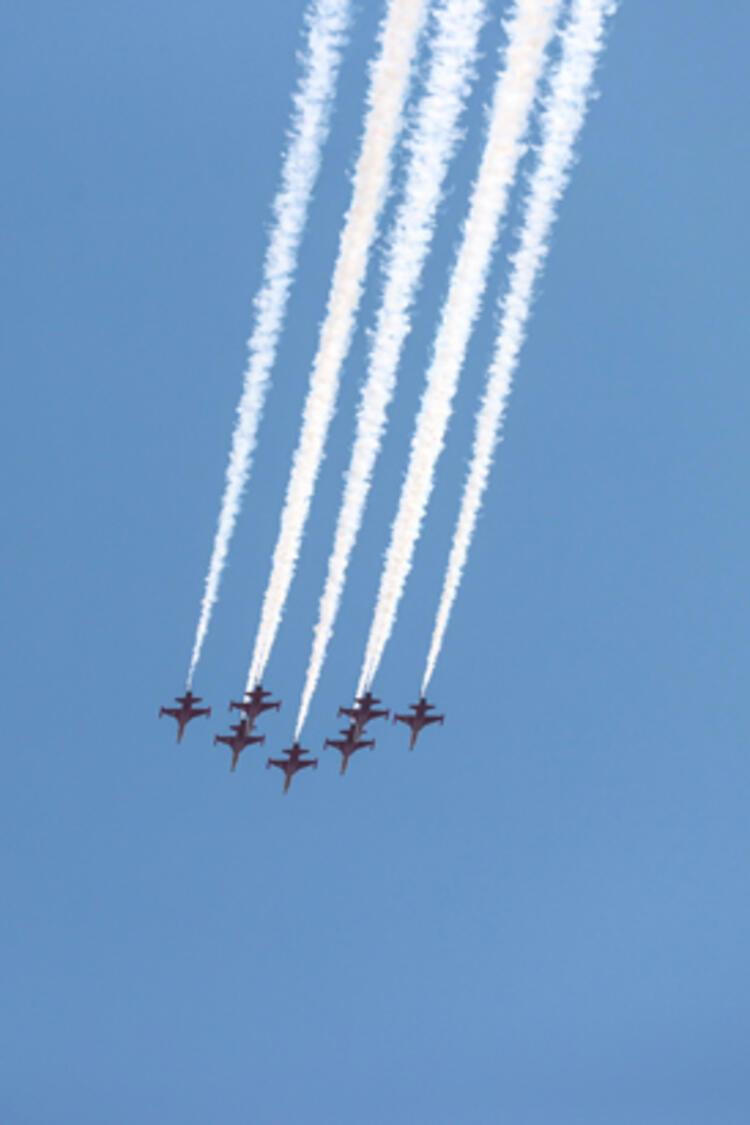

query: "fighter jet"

left=214, top=720, right=266, bottom=772
left=159, top=691, right=211, bottom=742
left=266, top=741, right=318, bottom=793
left=338, top=691, right=389, bottom=736
left=228, top=684, right=281, bottom=730
left=324, top=724, right=375, bottom=776
left=393, top=697, right=445, bottom=750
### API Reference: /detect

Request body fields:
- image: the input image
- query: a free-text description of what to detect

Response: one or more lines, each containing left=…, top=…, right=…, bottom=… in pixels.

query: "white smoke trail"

left=186, top=0, right=350, bottom=688
left=422, top=0, right=615, bottom=693
left=294, top=0, right=487, bottom=738
left=247, top=0, right=429, bottom=691
left=357, top=0, right=561, bottom=696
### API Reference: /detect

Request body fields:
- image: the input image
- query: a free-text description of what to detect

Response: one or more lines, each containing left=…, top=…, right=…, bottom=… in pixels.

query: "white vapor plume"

left=422, top=0, right=615, bottom=693
left=186, top=0, right=350, bottom=688
left=294, top=0, right=487, bottom=738
left=247, top=0, right=429, bottom=691
left=358, top=0, right=561, bottom=696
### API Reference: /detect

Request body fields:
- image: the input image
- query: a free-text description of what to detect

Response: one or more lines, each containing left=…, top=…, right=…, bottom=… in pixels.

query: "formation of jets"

left=159, top=687, right=444, bottom=792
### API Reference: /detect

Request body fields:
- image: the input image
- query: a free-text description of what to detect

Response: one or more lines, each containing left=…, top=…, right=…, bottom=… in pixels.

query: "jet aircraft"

left=214, top=720, right=266, bottom=772
left=159, top=692, right=211, bottom=742
left=266, top=741, right=318, bottom=793
left=338, top=691, right=389, bottom=736
left=393, top=697, right=445, bottom=750
left=324, top=724, right=375, bottom=775
left=228, top=684, right=281, bottom=729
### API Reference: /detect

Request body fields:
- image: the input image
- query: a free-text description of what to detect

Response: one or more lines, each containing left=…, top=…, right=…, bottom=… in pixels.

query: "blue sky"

left=2, top=2, right=749, bottom=1122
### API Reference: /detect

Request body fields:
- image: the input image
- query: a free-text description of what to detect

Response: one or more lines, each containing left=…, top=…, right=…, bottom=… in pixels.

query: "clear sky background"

left=2, top=2, right=748, bottom=1122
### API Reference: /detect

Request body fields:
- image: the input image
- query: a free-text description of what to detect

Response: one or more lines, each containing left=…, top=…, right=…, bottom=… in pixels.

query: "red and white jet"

left=337, top=691, right=389, bottom=737
left=228, top=684, right=281, bottom=730
left=266, top=741, right=318, bottom=793
left=324, top=724, right=375, bottom=775
left=393, top=697, right=444, bottom=750
left=214, top=719, right=265, bottom=772
left=159, top=691, right=211, bottom=742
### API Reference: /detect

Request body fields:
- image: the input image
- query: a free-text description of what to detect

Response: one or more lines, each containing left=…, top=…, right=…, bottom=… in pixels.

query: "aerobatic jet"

left=324, top=724, right=375, bottom=775
left=266, top=741, right=318, bottom=793
left=228, top=684, right=281, bottom=729
left=338, top=691, right=389, bottom=736
left=159, top=692, right=211, bottom=742
left=393, top=697, right=445, bottom=750
left=214, top=720, right=265, bottom=772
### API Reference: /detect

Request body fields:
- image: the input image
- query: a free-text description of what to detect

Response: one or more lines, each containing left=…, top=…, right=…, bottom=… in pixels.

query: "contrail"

left=186, top=0, right=350, bottom=688
left=294, top=0, right=488, bottom=739
left=247, top=0, right=429, bottom=691
left=357, top=0, right=561, bottom=696
left=422, top=0, right=616, bottom=694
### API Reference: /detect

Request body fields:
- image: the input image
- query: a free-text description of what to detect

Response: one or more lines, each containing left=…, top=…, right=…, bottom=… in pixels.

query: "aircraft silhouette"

left=266, top=741, right=318, bottom=793
left=324, top=724, right=375, bottom=775
left=228, top=684, right=281, bottom=729
left=159, top=691, right=211, bottom=742
left=214, top=720, right=265, bottom=772
left=338, top=691, right=389, bottom=736
left=393, top=697, right=444, bottom=749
